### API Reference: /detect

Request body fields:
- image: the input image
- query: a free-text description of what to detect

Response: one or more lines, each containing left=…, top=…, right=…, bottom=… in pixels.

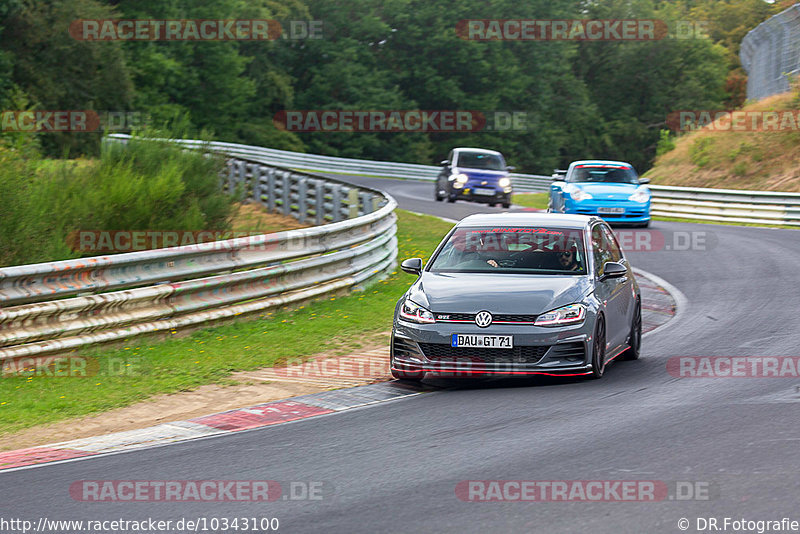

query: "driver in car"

left=557, top=246, right=581, bottom=272
left=486, top=236, right=581, bottom=271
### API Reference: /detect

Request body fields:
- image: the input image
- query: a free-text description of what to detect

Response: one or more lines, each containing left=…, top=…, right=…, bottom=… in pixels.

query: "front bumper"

left=391, top=320, right=594, bottom=377
left=565, top=199, right=650, bottom=223
left=451, top=185, right=511, bottom=204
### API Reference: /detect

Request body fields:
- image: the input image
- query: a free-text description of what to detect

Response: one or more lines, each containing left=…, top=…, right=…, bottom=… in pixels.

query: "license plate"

left=597, top=207, right=625, bottom=214
left=451, top=334, right=513, bottom=349
left=473, top=188, right=495, bottom=196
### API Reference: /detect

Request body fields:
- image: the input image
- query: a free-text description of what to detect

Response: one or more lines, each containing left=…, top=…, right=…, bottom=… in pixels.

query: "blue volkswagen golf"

left=435, top=148, right=514, bottom=208
left=548, top=160, right=651, bottom=227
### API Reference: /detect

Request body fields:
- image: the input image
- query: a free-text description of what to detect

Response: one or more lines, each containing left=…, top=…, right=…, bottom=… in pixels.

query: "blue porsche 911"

left=548, top=160, right=651, bottom=227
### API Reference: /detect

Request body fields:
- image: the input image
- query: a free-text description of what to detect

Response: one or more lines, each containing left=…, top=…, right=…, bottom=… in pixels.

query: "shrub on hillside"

left=0, top=134, right=232, bottom=267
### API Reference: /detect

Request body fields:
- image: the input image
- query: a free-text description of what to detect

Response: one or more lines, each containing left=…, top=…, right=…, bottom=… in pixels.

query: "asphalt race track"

left=4, top=176, right=800, bottom=534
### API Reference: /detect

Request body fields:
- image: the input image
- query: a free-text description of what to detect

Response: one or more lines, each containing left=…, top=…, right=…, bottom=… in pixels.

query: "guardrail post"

left=347, top=188, right=360, bottom=219
left=246, top=163, right=256, bottom=200
left=267, top=168, right=276, bottom=212
left=298, top=178, right=307, bottom=224
left=253, top=165, right=265, bottom=204
left=359, top=191, right=371, bottom=215
left=225, top=160, right=235, bottom=193
left=235, top=161, right=246, bottom=193
left=315, top=180, right=325, bottom=225
left=282, top=172, right=291, bottom=216
left=332, top=185, right=343, bottom=222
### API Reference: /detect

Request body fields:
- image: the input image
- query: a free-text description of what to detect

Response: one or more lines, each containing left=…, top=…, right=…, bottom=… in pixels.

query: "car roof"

left=454, top=147, right=503, bottom=156
left=455, top=213, right=598, bottom=230
left=569, top=160, right=633, bottom=168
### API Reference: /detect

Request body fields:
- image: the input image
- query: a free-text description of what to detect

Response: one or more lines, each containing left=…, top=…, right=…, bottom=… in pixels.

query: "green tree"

left=0, top=0, right=134, bottom=156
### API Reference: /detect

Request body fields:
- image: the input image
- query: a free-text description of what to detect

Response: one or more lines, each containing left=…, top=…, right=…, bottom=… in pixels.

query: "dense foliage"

left=0, top=134, right=231, bottom=267
left=0, top=0, right=783, bottom=173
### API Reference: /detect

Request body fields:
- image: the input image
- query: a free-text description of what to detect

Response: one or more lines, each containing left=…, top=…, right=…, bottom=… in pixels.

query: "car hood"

left=573, top=182, right=639, bottom=200
left=408, top=272, right=592, bottom=315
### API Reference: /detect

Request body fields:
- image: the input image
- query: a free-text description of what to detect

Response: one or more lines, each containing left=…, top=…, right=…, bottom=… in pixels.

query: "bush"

left=689, top=137, right=715, bottom=168
left=0, top=134, right=232, bottom=267
left=655, top=129, right=676, bottom=158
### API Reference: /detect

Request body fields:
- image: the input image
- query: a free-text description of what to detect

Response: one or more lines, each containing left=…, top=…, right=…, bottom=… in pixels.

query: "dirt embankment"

left=645, top=91, right=800, bottom=192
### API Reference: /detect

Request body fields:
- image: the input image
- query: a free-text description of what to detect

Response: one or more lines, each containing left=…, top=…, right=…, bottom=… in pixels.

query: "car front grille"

left=434, top=313, right=538, bottom=324
left=418, top=343, right=549, bottom=364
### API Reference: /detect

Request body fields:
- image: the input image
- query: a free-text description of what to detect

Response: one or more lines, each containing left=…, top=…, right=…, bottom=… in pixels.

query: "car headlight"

left=534, top=304, right=586, bottom=327
left=498, top=177, right=511, bottom=188
left=570, top=188, right=593, bottom=202
left=399, top=299, right=436, bottom=324
left=450, top=173, right=468, bottom=184
left=628, top=187, right=651, bottom=203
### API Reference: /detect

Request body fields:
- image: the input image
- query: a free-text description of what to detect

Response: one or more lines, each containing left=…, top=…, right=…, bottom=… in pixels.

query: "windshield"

left=570, top=165, right=638, bottom=184
left=428, top=227, right=587, bottom=275
left=455, top=151, right=505, bottom=171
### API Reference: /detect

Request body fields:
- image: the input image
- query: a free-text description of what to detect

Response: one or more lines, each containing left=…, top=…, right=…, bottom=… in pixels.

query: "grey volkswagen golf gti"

left=390, top=213, right=641, bottom=381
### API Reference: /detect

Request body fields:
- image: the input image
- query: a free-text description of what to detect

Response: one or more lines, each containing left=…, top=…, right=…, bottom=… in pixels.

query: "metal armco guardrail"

left=0, top=145, right=398, bottom=361
left=649, top=184, right=800, bottom=226
left=109, top=134, right=799, bottom=226
left=107, top=134, right=555, bottom=193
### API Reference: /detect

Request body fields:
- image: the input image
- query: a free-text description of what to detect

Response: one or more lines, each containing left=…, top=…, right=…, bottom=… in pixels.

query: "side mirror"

left=440, top=160, right=450, bottom=166
left=506, top=165, right=516, bottom=171
left=638, top=177, right=650, bottom=184
left=401, top=258, right=423, bottom=275
left=600, top=261, right=627, bottom=281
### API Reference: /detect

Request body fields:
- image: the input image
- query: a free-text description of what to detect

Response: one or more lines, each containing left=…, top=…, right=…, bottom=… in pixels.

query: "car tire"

left=435, top=182, right=445, bottom=201
left=502, top=202, right=510, bottom=209
left=546, top=199, right=553, bottom=213
left=589, top=316, right=606, bottom=379
left=447, top=196, right=456, bottom=203
left=489, top=202, right=497, bottom=207
left=639, top=220, right=650, bottom=228
left=620, top=300, right=642, bottom=361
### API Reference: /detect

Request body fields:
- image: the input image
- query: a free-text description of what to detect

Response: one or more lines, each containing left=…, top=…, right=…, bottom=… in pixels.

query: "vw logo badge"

left=475, top=311, right=493, bottom=328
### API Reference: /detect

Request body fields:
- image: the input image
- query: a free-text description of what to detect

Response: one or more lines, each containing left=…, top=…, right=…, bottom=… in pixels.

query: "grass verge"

left=0, top=210, right=453, bottom=436
left=513, top=193, right=549, bottom=210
